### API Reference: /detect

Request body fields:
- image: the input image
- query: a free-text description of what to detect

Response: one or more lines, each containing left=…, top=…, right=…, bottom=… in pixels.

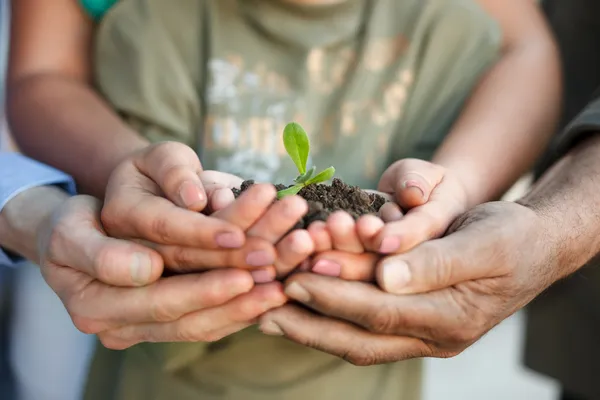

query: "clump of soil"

left=232, top=178, right=386, bottom=229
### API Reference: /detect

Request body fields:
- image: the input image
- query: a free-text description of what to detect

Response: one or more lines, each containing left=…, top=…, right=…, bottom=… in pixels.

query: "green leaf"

left=306, top=167, right=335, bottom=185
left=294, top=166, right=316, bottom=184
left=283, top=122, right=310, bottom=175
left=276, top=184, right=304, bottom=199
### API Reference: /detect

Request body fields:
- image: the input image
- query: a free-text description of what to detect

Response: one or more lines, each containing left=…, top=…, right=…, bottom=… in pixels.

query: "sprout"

left=277, top=122, right=335, bottom=199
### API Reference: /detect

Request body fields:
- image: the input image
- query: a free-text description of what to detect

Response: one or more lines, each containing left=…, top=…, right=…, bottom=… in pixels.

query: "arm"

left=432, top=0, right=561, bottom=207
left=0, top=153, right=76, bottom=263
left=6, top=0, right=148, bottom=197
left=519, top=118, right=600, bottom=278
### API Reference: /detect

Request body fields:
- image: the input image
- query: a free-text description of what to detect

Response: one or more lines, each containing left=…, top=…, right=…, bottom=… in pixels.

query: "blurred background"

left=0, top=0, right=587, bottom=399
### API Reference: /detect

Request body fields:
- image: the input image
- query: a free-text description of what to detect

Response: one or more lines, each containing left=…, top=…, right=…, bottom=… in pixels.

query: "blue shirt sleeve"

left=0, top=153, right=77, bottom=267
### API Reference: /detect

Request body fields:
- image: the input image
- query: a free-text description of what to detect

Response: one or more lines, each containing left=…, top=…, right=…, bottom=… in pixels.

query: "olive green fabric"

left=86, top=0, right=502, bottom=399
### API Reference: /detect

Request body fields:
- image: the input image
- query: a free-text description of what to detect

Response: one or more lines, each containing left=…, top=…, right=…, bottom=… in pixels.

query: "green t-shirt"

left=85, top=1, right=502, bottom=399
left=94, top=0, right=500, bottom=189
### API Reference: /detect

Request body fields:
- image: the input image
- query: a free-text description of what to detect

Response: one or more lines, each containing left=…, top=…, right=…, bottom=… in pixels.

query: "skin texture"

left=5, top=0, right=561, bottom=355
left=0, top=144, right=315, bottom=349
left=259, top=133, right=600, bottom=366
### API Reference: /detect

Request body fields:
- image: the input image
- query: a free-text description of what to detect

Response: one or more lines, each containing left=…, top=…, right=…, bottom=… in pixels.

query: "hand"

left=360, top=158, right=468, bottom=254
left=38, top=195, right=286, bottom=349
left=299, top=158, right=468, bottom=278
left=101, top=142, right=312, bottom=280
left=258, top=202, right=559, bottom=365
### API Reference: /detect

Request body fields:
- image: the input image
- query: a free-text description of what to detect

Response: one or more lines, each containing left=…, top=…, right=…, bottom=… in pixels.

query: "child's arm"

left=432, top=0, right=561, bottom=207
left=325, top=1, right=561, bottom=257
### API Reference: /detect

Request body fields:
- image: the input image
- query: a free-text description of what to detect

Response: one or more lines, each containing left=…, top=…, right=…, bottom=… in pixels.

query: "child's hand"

left=359, top=158, right=468, bottom=254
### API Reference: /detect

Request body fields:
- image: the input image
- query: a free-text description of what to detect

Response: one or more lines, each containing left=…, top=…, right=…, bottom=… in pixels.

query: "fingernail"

left=260, top=320, right=284, bottom=336
left=246, top=250, right=274, bottom=267
left=285, top=282, right=311, bottom=303
left=251, top=268, right=275, bottom=283
left=179, top=181, right=205, bottom=208
left=311, top=259, right=341, bottom=277
left=381, top=259, right=411, bottom=294
left=402, top=180, right=425, bottom=198
left=379, top=236, right=401, bottom=254
left=130, top=252, right=153, bottom=285
left=215, top=232, right=244, bottom=249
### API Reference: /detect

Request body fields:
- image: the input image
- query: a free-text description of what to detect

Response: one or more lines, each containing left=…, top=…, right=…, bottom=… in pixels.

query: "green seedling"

left=277, top=122, right=335, bottom=199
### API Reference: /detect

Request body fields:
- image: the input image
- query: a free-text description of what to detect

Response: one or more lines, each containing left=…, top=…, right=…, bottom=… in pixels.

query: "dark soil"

left=232, top=178, right=386, bottom=229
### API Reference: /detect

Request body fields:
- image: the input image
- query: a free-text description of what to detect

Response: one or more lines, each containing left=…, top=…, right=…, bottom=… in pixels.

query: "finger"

left=45, top=196, right=164, bottom=287
left=247, top=195, right=308, bottom=243
left=274, top=230, right=315, bottom=278
left=148, top=236, right=276, bottom=272
left=356, top=215, right=384, bottom=252
left=311, top=251, right=378, bottom=281
left=135, top=142, right=208, bottom=211
left=259, top=304, right=432, bottom=365
left=208, top=188, right=236, bottom=212
left=376, top=226, right=508, bottom=295
left=201, top=170, right=244, bottom=212
left=307, top=221, right=332, bottom=252
left=101, top=282, right=286, bottom=349
left=373, top=196, right=463, bottom=254
left=326, top=211, right=363, bottom=253
left=59, top=268, right=255, bottom=333
left=101, top=194, right=246, bottom=250
left=282, top=273, right=468, bottom=343
left=378, top=202, right=403, bottom=223
left=378, top=159, right=445, bottom=210
left=213, top=184, right=277, bottom=230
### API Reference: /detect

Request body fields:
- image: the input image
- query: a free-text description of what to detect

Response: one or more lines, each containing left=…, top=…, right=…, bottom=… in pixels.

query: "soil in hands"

left=232, top=178, right=386, bottom=229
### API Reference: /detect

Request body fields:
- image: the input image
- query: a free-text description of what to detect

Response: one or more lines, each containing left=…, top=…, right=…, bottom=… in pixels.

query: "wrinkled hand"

left=259, top=201, right=559, bottom=365
left=101, top=142, right=313, bottom=283
left=38, top=195, right=286, bottom=349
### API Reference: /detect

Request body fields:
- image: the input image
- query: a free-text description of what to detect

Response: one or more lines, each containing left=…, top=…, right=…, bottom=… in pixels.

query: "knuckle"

left=161, top=164, right=192, bottom=190
left=344, top=347, right=380, bottom=366
left=365, top=302, right=400, bottom=334
left=98, top=332, right=132, bottom=350
left=167, top=246, right=202, bottom=271
left=100, top=206, right=124, bottom=236
left=150, top=216, right=175, bottom=243
left=70, top=315, right=102, bottom=335
left=174, top=323, right=212, bottom=343
left=420, top=242, right=453, bottom=285
left=149, top=298, right=178, bottom=323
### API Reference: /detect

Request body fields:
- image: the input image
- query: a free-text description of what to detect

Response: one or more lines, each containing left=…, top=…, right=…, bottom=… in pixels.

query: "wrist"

left=0, top=186, right=69, bottom=262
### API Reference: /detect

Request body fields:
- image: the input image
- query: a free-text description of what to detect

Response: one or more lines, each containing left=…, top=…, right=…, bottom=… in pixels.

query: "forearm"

left=518, top=134, right=600, bottom=278
left=7, top=75, right=149, bottom=198
left=433, top=2, right=561, bottom=207
left=0, top=186, right=68, bottom=263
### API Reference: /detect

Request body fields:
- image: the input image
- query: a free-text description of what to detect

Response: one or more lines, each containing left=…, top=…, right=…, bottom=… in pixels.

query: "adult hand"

left=259, top=201, right=561, bottom=365
left=38, top=195, right=286, bottom=350
left=101, top=142, right=312, bottom=281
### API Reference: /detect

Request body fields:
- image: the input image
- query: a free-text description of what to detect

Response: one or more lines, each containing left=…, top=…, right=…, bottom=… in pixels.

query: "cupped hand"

left=38, top=195, right=286, bottom=349
left=100, top=142, right=312, bottom=280
left=361, top=158, right=469, bottom=254
left=258, top=201, right=560, bottom=365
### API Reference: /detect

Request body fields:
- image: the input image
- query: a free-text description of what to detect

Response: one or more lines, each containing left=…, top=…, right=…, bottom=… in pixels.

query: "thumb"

left=135, top=142, right=207, bottom=211
left=378, top=159, right=445, bottom=210
left=375, top=229, right=496, bottom=295
left=43, top=196, right=164, bottom=287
